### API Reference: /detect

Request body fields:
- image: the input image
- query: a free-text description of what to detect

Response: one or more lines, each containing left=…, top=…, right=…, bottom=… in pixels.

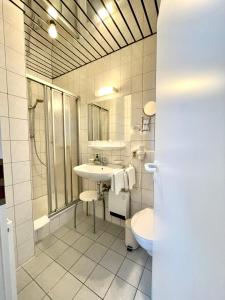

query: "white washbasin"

left=73, top=164, right=118, bottom=181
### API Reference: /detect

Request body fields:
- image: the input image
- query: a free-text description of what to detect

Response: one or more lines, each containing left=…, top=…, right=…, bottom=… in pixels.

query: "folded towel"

left=126, top=165, right=136, bottom=190
left=111, top=169, right=125, bottom=195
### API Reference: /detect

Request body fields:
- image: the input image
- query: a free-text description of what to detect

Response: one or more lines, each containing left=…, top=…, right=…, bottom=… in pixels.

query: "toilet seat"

left=131, top=208, right=154, bottom=255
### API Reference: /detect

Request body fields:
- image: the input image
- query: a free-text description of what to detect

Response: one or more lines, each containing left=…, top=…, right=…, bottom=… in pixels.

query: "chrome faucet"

left=94, top=154, right=101, bottom=165
left=93, top=154, right=107, bottom=165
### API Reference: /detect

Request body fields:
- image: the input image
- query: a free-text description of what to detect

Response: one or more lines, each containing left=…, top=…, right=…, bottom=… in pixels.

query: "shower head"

left=28, top=99, right=44, bottom=110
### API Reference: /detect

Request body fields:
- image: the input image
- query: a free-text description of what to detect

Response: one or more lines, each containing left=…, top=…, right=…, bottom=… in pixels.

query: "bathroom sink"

left=73, top=164, right=118, bottom=181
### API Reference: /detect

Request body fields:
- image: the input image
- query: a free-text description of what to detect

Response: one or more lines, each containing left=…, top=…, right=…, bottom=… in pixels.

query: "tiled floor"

left=17, top=214, right=152, bottom=300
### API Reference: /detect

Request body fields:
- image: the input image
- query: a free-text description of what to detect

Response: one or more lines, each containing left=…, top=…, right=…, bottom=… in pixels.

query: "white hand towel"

left=126, top=165, right=136, bottom=190
left=111, top=169, right=125, bottom=195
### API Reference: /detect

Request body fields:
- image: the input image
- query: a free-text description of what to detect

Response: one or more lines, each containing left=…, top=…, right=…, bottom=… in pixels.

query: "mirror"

left=88, top=96, right=131, bottom=142
left=144, top=101, right=156, bottom=116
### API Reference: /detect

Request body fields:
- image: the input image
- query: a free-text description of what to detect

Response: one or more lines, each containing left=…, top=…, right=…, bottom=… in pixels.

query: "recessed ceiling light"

left=48, top=20, right=57, bottom=39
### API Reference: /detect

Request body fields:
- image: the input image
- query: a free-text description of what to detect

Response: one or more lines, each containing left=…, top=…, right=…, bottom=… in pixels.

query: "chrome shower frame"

left=27, top=74, right=81, bottom=217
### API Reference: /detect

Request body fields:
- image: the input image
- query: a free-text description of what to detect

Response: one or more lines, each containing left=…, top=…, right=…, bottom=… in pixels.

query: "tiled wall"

left=53, top=35, right=156, bottom=224
left=0, top=0, right=34, bottom=266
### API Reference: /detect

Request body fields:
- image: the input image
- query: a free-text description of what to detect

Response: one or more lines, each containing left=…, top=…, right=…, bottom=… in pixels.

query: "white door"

left=152, top=0, right=225, bottom=299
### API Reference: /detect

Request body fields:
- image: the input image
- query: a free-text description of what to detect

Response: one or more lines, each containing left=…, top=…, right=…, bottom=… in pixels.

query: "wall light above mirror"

left=95, top=86, right=118, bottom=98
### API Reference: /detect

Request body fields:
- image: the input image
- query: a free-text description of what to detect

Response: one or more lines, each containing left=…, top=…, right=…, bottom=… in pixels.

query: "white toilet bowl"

left=131, top=208, right=154, bottom=255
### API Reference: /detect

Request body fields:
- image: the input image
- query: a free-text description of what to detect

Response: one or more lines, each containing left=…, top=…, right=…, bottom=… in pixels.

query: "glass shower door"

left=51, top=89, right=66, bottom=210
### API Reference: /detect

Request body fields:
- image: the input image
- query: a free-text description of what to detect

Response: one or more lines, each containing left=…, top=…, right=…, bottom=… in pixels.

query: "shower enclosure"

left=27, top=77, right=79, bottom=221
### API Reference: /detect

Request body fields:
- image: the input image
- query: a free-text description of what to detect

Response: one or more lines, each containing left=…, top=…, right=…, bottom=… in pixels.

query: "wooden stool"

left=74, top=190, right=105, bottom=233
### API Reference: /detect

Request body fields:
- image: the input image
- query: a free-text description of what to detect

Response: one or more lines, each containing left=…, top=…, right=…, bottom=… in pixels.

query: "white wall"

left=153, top=0, right=225, bottom=299
left=0, top=0, right=34, bottom=266
left=54, top=36, right=157, bottom=224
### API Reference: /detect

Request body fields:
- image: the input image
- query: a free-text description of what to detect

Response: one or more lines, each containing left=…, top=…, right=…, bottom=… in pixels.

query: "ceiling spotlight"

left=48, top=6, right=58, bottom=19
left=48, top=20, right=57, bottom=39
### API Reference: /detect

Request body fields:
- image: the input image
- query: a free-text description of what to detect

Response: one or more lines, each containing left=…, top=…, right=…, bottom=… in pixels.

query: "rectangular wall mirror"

left=88, top=95, right=131, bottom=142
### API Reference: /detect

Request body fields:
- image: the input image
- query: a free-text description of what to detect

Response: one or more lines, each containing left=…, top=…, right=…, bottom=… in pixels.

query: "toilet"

left=131, top=208, right=154, bottom=256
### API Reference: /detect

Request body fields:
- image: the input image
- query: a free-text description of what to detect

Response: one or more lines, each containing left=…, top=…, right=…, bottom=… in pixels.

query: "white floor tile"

left=53, top=226, right=70, bottom=238
left=69, top=255, right=96, bottom=283
left=104, top=277, right=136, bottom=300
left=118, top=229, right=125, bottom=240
left=18, top=281, right=45, bottom=300
left=97, top=232, right=116, bottom=247
left=75, top=221, right=93, bottom=234
left=16, top=268, right=32, bottom=293
left=48, top=272, right=82, bottom=300
left=37, top=234, right=58, bottom=251
left=118, top=258, right=144, bottom=288
left=85, top=265, right=114, bottom=298
left=85, top=228, right=104, bottom=241
left=72, top=235, right=93, bottom=253
left=36, top=262, right=66, bottom=293
left=100, top=249, right=124, bottom=274
left=106, top=223, right=123, bottom=236
left=138, top=269, right=152, bottom=297
left=126, top=248, right=148, bottom=267
left=85, top=242, right=107, bottom=263
left=73, top=285, right=101, bottom=300
left=45, top=240, right=68, bottom=260
left=135, top=290, right=151, bottom=300
left=56, top=247, right=82, bottom=270
left=110, top=238, right=127, bottom=256
left=23, top=252, right=53, bottom=278
left=60, top=229, right=81, bottom=245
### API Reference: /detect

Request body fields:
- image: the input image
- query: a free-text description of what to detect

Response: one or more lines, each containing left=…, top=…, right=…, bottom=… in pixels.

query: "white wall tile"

left=4, top=21, right=25, bottom=54
left=0, top=43, right=5, bottom=68
left=15, top=200, right=32, bottom=225
left=0, top=92, right=8, bottom=116
left=12, top=161, right=31, bottom=184
left=0, top=116, right=10, bottom=140
left=9, top=118, right=29, bottom=140
left=3, top=0, right=24, bottom=31
left=11, top=140, right=30, bottom=162
left=17, top=238, right=34, bottom=266
left=0, top=18, right=4, bottom=44
left=1, top=140, right=11, bottom=162
left=8, top=95, right=28, bottom=119
left=0, top=67, right=7, bottom=93
left=13, top=181, right=32, bottom=205
left=3, top=163, right=12, bottom=186
left=16, top=219, right=34, bottom=247
left=143, top=71, right=156, bottom=91
left=5, top=47, right=26, bottom=76
left=7, top=71, right=27, bottom=98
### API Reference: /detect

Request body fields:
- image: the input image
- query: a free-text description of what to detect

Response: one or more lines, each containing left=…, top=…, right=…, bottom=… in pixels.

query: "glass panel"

left=27, top=80, right=48, bottom=221
left=64, top=95, right=79, bottom=203
left=51, top=90, right=65, bottom=210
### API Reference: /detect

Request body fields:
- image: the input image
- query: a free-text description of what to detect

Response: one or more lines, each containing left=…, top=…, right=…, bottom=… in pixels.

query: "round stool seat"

left=79, top=190, right=98, bottom=202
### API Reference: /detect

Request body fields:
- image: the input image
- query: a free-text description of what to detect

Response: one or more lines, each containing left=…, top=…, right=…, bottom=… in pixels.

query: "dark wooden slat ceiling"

left=13, top=0, right=158, bottom=79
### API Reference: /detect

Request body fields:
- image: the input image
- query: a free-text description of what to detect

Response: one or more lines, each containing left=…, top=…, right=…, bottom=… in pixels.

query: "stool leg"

left=102, top=197, right=106, bottom=221
left=74, top=202, right=78, bottom=228
left=86, top=202, right=88, bottom=216
left=92, top=200, right=96, bottom=233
